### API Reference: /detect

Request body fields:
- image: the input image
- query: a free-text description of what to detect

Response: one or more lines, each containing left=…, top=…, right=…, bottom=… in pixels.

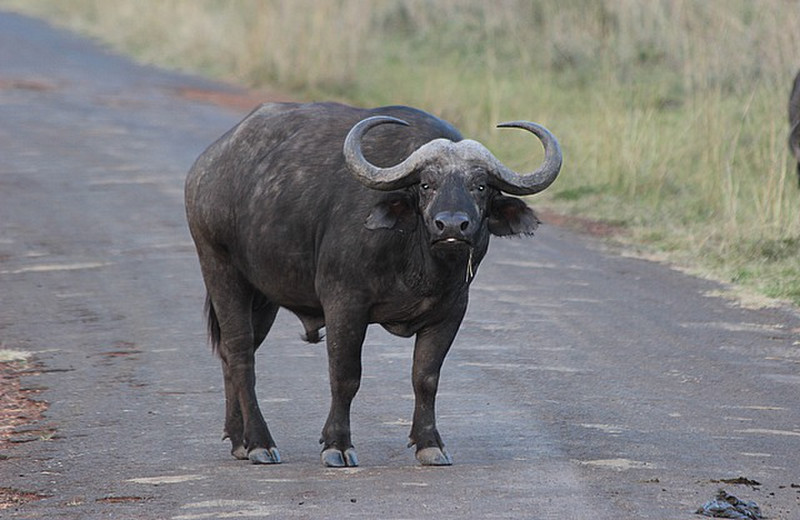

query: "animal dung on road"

left=695, top=489, right=762, bottom=519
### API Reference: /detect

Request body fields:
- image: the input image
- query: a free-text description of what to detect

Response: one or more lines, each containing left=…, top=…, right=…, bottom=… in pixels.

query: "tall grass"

left=4, top=0, right=799, bottom=303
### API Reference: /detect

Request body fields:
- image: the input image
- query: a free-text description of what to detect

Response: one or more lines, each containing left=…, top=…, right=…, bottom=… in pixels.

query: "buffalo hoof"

left=416, top=447, right=452, bottom=466
left=321, top=447, right=358, bottom=467
left=248, top=447, right=281, bottom=464
left=231, top=445, right=248, bottom=460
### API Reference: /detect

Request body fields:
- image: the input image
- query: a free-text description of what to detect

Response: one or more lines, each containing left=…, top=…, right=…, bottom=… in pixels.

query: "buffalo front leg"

left=409, top=314, right=464, bottom=466
left=318, top=308, right=368, bottom=467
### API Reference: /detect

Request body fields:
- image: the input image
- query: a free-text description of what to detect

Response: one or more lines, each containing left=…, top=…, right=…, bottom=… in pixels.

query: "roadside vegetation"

left=3, top=0, right=799, bottom=305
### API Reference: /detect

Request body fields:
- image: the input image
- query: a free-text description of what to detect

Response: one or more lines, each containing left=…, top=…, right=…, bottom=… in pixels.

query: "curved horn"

left=343, top=115, right=453, bottom=191
left=485, top=121, right=563, bottom=196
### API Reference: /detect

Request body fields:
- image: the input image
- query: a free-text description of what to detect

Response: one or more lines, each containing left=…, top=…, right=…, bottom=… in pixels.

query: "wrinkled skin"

left=185, top=102, right=545, bottom=467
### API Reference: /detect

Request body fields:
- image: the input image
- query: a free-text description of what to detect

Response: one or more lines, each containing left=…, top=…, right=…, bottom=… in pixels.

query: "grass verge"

left=2, top=0, right=798, bottom=305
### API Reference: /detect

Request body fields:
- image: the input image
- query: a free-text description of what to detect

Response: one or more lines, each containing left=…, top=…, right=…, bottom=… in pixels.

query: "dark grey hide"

left=789, top=70, right=800, bottom=186
left=184, top=102, right=561, bottom=467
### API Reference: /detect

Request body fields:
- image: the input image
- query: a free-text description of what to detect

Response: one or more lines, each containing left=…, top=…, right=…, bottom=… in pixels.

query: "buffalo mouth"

left=432, top=237, right=472, bottom=248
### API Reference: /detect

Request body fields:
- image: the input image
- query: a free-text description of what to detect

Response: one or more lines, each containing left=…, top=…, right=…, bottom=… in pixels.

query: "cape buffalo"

left=789, top=70, right=800, bottom=186
left=184, top=102, right=562, bottom=467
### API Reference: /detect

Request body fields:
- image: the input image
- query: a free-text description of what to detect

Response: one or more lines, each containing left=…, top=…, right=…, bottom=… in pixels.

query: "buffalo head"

left=343, top=116, right=563, bottom=250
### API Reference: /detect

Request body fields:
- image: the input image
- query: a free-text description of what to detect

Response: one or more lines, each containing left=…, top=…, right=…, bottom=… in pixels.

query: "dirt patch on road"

left=0, top=359, right=47, bottom=448
left=0, top=357, right=49, bottom=510
left=538, top=208, right=626, bottom=238
left=95, top=495, right=150, bottom=504
left=0, top=78, right=57, bottom=92
left=0, top=488, right=49, bottom=511
left=174, top=85, right=293, bottom=113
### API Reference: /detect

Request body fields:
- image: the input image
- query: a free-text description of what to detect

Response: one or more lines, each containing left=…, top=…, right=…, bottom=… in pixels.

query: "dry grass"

left=3, top=0, right=799, bottom=303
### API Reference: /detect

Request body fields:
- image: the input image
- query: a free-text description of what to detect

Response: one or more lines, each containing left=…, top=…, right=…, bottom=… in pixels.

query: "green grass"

left=3, top=0, right=799, bottom=305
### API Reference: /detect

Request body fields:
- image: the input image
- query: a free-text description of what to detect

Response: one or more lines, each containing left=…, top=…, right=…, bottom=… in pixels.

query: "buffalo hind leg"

left=200, top=252, right=280, bottom=464
left=224, top=293, right=279, bottom=461
left=214, top=295, right=274, bottom=460
left=409, top=315, right=464, bottom=465
left=319, top=307, right=368, bottom=467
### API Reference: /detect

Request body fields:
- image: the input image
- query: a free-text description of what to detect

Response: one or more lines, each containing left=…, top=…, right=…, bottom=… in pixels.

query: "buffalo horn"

left=345, top=116, right=479, bottom=191
left=344, top=116, right=562, bottom=196
left=344, top=116, right=419, bottom=191
left=484, top=121, right=563, bottom=196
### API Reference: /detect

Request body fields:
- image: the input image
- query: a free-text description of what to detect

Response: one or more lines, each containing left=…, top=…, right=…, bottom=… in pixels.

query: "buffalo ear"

left=365, top=194, right=417, bottom=232
left=488, top=195, right=540, bottom=236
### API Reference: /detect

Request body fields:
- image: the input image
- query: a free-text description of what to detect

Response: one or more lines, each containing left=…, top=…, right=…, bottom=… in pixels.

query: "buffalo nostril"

left=433, top=212, right=470, bottom=235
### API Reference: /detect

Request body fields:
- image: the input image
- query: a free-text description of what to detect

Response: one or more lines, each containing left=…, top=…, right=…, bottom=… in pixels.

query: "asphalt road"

left=2, top=11, right=799, bottom=520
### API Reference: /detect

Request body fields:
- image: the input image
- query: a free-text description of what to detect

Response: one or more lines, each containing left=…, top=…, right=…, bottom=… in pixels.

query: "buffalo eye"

left=476, top=184, right=485, bottom=192
left=421, top=183, right=430, bottom=190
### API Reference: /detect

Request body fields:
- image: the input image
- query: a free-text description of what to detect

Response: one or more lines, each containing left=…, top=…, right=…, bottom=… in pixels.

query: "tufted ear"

left=488, top=195, right=540, bottom=236
left=365, top=193, right=417, bottom=233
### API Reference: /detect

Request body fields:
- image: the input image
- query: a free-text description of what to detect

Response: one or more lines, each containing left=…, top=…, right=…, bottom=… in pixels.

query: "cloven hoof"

left=248, top=447, right=281, bottom=464
left=416, top=447, right=453, bottom=466
left=231, top=445, right=248, bottom=460
left=321, top=447, right=359, bottom=467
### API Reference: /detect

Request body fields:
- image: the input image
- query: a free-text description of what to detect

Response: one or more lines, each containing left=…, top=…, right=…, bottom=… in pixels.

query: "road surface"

left=1, top=11, right=799, bottom=519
